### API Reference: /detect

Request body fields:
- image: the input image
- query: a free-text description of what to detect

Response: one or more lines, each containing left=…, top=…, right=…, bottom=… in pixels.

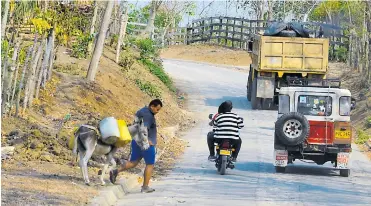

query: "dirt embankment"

left=1, top=46, right=195, bottom=205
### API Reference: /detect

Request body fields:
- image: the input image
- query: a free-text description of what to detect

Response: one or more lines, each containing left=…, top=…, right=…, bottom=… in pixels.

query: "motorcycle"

left=208, top=114, right=236, bottom=175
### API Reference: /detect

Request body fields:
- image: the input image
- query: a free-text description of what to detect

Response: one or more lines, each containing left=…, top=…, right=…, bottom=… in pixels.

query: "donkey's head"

left=132, top=116, right=149, bottom=141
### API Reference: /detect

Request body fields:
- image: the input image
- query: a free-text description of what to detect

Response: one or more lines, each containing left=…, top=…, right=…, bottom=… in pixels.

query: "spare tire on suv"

left=275, top=112, right=310, bottom=146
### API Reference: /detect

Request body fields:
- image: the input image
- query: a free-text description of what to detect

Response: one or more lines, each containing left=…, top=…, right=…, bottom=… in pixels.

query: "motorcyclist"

left=207, top=100, right=244, bottom=162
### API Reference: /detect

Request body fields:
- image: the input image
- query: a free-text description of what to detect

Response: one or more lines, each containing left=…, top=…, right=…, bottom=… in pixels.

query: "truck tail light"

left=340, top=148, right=352, bottom=153
left=259, top=72, right=272, bottom=77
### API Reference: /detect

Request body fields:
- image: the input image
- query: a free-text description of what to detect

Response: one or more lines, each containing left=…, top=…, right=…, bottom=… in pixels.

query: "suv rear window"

left=297, top=95, right=332, bottom=116
left=340, top=96, right=351, bottom=116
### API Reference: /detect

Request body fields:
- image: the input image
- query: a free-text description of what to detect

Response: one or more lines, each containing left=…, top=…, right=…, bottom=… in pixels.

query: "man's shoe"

left=109, top=169, right=118, bottom=184
left=141, top=186, right=155, bottom=193
left=208, top=155, right=217, bottom=161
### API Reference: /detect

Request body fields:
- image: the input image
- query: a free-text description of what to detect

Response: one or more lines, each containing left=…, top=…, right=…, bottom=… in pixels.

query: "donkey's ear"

left=139, top=118, right=144, bottom=125
left=133, top=115, right=139, bottom=123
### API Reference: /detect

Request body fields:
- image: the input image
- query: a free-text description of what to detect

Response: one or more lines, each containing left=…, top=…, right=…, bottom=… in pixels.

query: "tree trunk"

left=348, top=34, right=353, bottom=67
left=16, top=37, right=37, bottom=117
left=303, top=2, right=318, bottom=22
left=23, top=39, right=44, bottom=111
left=41, top=29, right=53, bottom=88
left=87, top=0, right=99, bottom=56
left=44, top=0, right=48, bottom=12
left=1, top=0, right=10, bottom=40
left=1, top=45, right=10, bottom=95
left=47, top=25, right=56, bottom=81
left=114, top=2, right=118, bottom=34
left=9, top=63, right=20, bottom=115
left=347, top=3, right=352, bottom=25
left=115, top=3, right=129, bottom=64
left=86, top=0, right=114, bottom=82
left=2, top=41, right=21, bottom=115
left=267, top=0, right=273, bottom=21
left=161, top=24, right=171, bottom=48
left=28, top=46, right=44, bottom=107
left=142, top=1, right=157, bottom=39
left=36, top=37, right=51, bottom=99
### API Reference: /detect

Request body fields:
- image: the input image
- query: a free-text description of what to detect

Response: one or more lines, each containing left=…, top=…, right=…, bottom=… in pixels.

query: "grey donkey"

left=72, top=117, right=149, bottom=186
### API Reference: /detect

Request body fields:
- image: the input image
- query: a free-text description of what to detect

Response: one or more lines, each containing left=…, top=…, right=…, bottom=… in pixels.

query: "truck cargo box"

left=251, top=35, right=329, bottom=74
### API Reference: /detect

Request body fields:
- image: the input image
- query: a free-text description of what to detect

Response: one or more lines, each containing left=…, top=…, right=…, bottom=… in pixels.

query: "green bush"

left=136, top=38, right=157, bottom=59
left=140, top=58, right=175, bottom=92
left=118, top=54, right=135, bottom=72
left=355, top=130, right=371, bottom=144
left=366, top=116, right=371, bottom=128
left=109, top=34, right=119, bottom=47
left=135, top=79, right=161, bottom=98
left=1, top=40, right=9, bottom=60
left=71, top=33, right=93, bottom=59
left=54, top=64, right=85, bottom=76
left=335, top=46, right=347, bottom=62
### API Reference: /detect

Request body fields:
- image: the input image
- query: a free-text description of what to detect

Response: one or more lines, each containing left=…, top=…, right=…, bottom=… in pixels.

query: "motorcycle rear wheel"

left=219, top=155, right=227, bottom=175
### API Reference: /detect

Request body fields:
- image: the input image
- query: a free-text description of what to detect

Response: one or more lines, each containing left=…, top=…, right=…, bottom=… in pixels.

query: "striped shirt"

left=213, top=112, right=244, bottom=140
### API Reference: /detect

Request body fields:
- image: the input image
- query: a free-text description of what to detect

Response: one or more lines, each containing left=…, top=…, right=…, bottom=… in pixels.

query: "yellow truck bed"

left=251, top=35, right=329, bottom=74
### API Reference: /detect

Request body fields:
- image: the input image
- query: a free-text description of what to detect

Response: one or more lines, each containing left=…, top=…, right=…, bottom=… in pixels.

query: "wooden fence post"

left=225, top=18, right=228, bottom=46
left=240, top=20, right=244, bottom=49
left=218, top=17, right=222, bottom=45
left=232, top=19, right=236, bottom=48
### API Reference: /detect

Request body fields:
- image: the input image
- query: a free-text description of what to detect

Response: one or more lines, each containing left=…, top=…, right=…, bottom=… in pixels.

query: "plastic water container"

left=99, top=117, right=120, bottom=145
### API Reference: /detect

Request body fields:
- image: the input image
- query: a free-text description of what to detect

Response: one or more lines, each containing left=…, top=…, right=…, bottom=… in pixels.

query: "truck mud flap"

left=257, top=77, right=275, bottom=98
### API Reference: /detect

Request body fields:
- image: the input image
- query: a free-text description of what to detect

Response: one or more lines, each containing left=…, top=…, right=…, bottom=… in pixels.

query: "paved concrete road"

left=117, top=59, right=371, bottom=206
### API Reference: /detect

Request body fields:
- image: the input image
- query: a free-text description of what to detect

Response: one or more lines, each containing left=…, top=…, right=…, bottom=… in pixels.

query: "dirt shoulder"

left=160, top=44, right=251, bottom=67
left=1, top=45, right=195, bottom=205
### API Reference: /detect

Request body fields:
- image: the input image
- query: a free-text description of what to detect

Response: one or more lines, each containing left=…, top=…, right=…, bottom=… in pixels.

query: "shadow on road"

left=166, top=163, right=371, bottom=205
left=235, top=161, right=340, bottom=177
left=204, top=96, right=250, bottom=110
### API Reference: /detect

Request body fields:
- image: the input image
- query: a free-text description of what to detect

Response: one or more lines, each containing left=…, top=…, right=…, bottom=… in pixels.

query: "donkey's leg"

left=79, top=151, right=88, bottom=184
left=100, top=147, right=117, bottom=185
left=100, top=156, right=110, bottom=186
left=82, top=147, right=95, bottom=186
left=110, top=157, right=117, bottom=169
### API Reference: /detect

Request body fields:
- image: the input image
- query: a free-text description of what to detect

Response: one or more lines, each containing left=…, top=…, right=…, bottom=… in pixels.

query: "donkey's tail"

left=72, top=127, right=80, bottom=155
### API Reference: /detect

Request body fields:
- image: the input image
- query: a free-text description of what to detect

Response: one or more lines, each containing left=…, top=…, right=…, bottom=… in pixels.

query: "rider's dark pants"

left=207, top=131, right=241, bottom=158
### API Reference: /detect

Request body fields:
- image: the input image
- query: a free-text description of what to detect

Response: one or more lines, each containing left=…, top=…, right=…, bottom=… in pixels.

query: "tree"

left=16, top=37, right=37, bottom=117
left=86, top=0, right=114, bottom=82
left=153, top=1, right=195, bottom=47
left=141, top=0, right=163, bottom=39
left=1, top=0, right=10, bottom=40
left=87, top=0, right=99, bottom=56
left=116, top=1, right=129, bottom=64
left=2, top=40, right=21, bottom=114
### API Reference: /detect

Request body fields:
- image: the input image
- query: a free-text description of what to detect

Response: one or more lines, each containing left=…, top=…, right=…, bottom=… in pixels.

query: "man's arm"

left=237, top=115, right=244, bottom=129
left=212, top=115, right=219, bottom=132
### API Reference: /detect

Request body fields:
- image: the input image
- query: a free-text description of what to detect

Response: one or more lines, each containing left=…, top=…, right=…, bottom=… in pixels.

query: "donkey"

left=72, top=117, right=149, bottom=186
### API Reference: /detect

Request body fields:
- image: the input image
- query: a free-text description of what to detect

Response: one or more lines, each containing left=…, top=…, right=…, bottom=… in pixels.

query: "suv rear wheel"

left=275, top=166, right=286, bottom=173
left=275, top=112, right=310, bottom=146
left=340, top=169, right=350, bottom=177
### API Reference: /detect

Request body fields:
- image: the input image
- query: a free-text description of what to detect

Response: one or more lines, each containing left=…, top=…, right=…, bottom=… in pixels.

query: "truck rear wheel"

left=251, top=76, right=261, bottom=110
left=262, top=98, right=274, bottom=110
left=247, top=66, right=252, bottom=101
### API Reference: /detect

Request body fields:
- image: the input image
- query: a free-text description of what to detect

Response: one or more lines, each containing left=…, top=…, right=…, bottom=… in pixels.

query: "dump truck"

left=247, top=34, right=329, bottom=110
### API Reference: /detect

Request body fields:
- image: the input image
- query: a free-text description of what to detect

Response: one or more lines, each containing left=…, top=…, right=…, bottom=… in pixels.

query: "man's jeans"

left=207, top=131, right=242, bottom=158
